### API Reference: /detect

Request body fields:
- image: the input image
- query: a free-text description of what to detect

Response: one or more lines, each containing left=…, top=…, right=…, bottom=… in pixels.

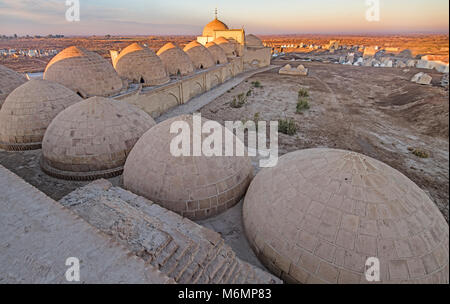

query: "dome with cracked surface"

left=0, top=79, right=82, bottom=151
left=205, top=42, right=228, bottom=65
left=243, top=148, right=449, bottom=284
left=44, top=46, right=123, bottom=98
left=123, top=114, right=254, bottom=220
left=157, top=42, right=195, bottom=76
left=41, top=97, right=155, bottom=180
left=203, top=18, right=229, bottom=37
left=213, top=37, right=236, bottom=57
left=183, top=41, right=215, bottom=70
left=0, top=64, right=27, bottom=109
left=114, top=43, right=169, bottom=86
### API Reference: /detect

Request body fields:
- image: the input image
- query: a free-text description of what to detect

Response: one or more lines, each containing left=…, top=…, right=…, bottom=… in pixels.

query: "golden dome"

left=157, top=42, right=195, bottom=76
left=0, top=79, right=82, bottom=151
left=44, top=46, right=123, bottom=98
left=41, top=96, right=156, bottom=180
left=115, top=43, right=169, bottom=86
left=203, top=18, right=229, bottom=37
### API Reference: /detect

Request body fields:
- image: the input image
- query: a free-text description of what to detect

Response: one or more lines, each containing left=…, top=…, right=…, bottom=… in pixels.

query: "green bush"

left=230, top=93, right=247, bottom=108
left=298, top=88, right=309, bottom=98
left=296, top=97, right=310, bottom=113
left=251, top=81, right=262, bottom=88
left=412, top=149, right=429, bottom=159
left=278, top=118, right=297, bottom=136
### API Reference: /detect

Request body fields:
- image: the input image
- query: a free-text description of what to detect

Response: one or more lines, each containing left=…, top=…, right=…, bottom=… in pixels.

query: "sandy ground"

left=201, top=61, right=449, bottom=221
left=0, top=150, right=122, bottom=201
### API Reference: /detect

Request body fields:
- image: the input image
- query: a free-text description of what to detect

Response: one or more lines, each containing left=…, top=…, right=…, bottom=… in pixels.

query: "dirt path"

left=156, top=65, right=277, bottom=123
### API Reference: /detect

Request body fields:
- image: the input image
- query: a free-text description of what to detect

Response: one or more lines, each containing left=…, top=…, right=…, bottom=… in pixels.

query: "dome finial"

left=215, top=8, right=218, bottom=19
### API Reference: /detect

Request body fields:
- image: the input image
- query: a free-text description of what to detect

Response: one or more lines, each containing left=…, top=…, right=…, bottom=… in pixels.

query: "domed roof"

left=157, top=42, right=195, bottom=76
left=41, top=97, right=155, bottom=180
left=44, top=46, right=123, bottom=98
left=205, top=42, right=228, bottom=64
left=0, top=65, right=27, bottom=109
left=203, top=18, right=229, bottom=37
left=115, top=43, right=169, bottom=86
left=246, top=34, right=264, bottom=48
left=244, top=148, right=449, bottom=284
left=0, top=79, right=82, bottom=151
left=123, top=114, right=254, bottom=220
left=183, top=41, right=215, bottom=70
left=213, top=37, right=236, bottom=57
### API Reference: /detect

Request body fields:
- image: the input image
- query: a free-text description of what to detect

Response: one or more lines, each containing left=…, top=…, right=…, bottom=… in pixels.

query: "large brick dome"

left=157, top=43, right=195, bottom=76
left=246, top=34, right=264, bottom=48
left=123, top=114, right=254, bottom=220
left=206, top=42, right=228, bottom=65
left=213, top=37, right=236, bottom=57
left=183, top=41, right=215, bottom=70
left=0, top=64, right=27, bottom=109
left=243, top=148, right=449, bottom=284
left=44, top=46, right=123, bottom=98
left=114, top=43, right=169, bottom=86
left=41, top=97, right=155, bottom=180
left=0, top=79, right=82, bottom=151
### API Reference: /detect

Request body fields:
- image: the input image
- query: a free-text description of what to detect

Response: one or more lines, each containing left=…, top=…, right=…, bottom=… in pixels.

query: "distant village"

left=268, top=40, right=449, bottom=87
left=0, top=48, right=59, bottom=58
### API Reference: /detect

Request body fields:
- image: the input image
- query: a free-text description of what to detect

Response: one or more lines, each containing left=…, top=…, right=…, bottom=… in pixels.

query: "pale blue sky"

left=0, top=0, right=448, bottom=35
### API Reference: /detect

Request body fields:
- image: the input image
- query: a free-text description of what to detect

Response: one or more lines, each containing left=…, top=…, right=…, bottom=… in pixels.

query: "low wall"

left=114, top=57, right=249, bottom=118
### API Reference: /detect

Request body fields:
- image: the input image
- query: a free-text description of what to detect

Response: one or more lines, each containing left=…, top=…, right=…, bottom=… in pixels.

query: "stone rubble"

left=411, top=72, right=433, bottom=85
left=60, top=179, right=282, bottom=284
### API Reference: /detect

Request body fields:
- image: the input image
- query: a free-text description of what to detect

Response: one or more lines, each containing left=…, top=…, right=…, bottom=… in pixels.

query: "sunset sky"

left=0, top=0, right=448, bottom=36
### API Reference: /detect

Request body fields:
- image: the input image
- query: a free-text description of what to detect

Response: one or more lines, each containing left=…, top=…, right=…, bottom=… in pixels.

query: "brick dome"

left=183, top=41, right=215, bottom=70
left=115, top=43, right=170, bottom=86
left=0, top=79, right=82, bottom=151
left=157, top=43, right=195, bottom=76
left=41, top=97, right=155, bottom=180
left=206, top=42, right=228, bottom=65
left=203, top=18, right=229, bottom=37
left=123, top=114, right=254, bottom=220
left=0, top=64, right=27, bottom=109
left=244, top=148, right=449, bottom=284
left=213, top=37, right=236, bottom=57
left=246, top=34, right=264, bottom=48
left=44, top=46, right=123, bottom=98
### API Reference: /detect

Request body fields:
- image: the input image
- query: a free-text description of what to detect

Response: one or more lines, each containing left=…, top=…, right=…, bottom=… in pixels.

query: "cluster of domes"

left=243, top=148, right=449, bottom=284
left=44, top=46, right=123, bottom=98
left=114, top=43, right=170, bottom=86
left=0, top=64, right=27, bottom=108
left=41, top=97, right=155, bottom=180
left=205, top=42, right=228, bottom=65
left=0, top=79, right=82, bottom=151
left=214, top=37, right=236, bottom=57
left=157, top=43, right=195, bottom=76
left=123, top=115, right=254, bottom=220
left=183, top=41, right=216, bottom=70
left=203, top=18, right=229, bottom=37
